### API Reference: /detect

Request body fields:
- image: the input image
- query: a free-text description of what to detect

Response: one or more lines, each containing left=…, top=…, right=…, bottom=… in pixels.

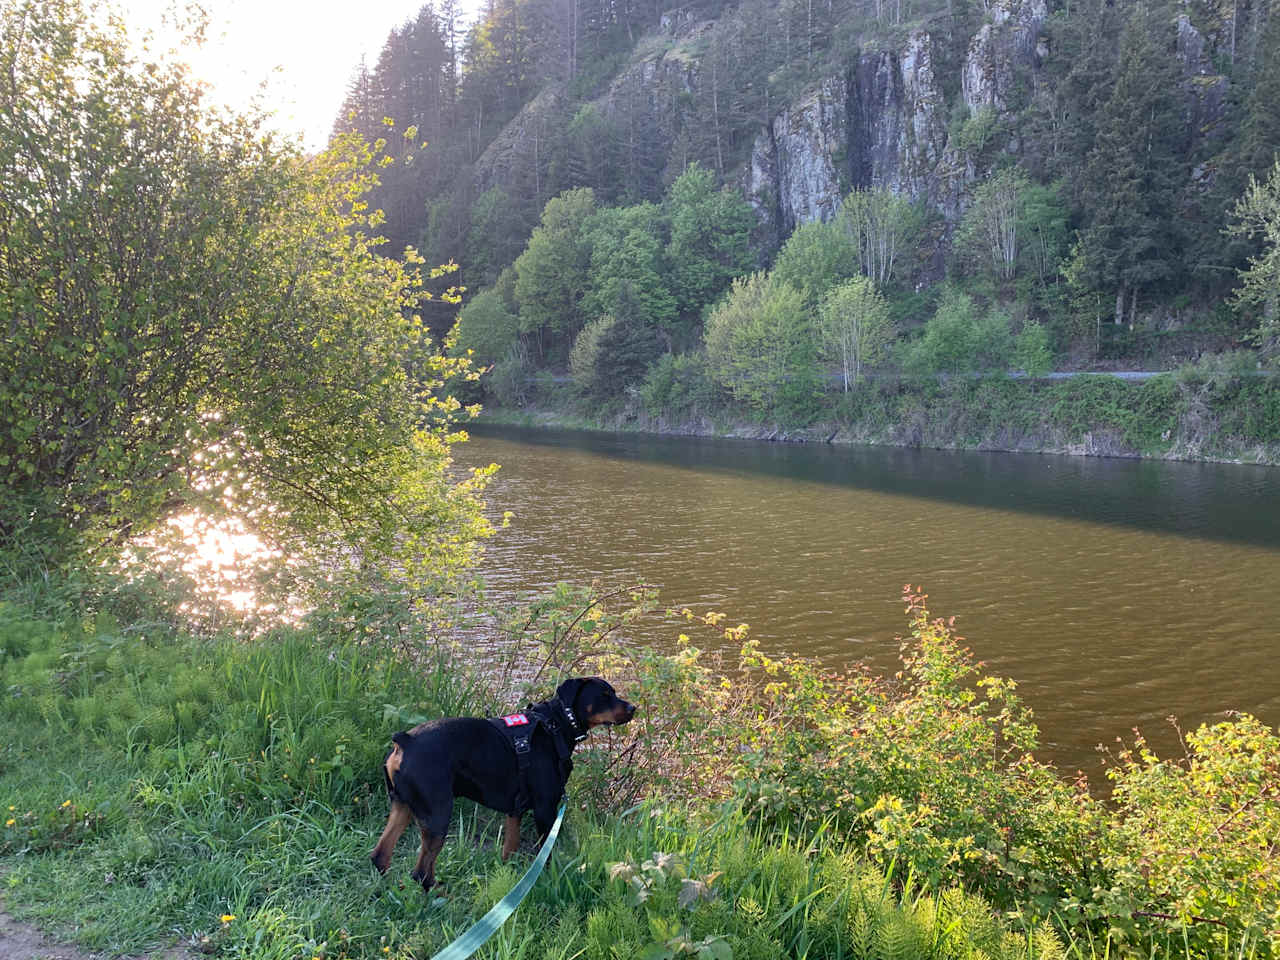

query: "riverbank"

left=0, top=577, right=1068, bottom=960
left=3, top=558, right=1278, bottom=958
left=479, top=371, right=1280, bottom=466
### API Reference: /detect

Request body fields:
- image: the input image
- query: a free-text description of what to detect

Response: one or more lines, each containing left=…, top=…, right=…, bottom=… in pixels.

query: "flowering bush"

left=1100, top=714, right=1280, bottom=953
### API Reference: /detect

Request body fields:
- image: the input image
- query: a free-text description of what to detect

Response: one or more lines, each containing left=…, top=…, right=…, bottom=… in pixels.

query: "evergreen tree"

left=1079, top=2, right=1187, bottom=324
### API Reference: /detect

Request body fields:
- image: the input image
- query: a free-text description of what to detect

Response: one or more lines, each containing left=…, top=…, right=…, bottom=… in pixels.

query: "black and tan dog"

left=370, top=676, right=635, bottom=892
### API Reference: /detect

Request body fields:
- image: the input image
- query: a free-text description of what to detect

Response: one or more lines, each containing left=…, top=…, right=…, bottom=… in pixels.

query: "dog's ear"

left=555, top=677, right=587, bottom=707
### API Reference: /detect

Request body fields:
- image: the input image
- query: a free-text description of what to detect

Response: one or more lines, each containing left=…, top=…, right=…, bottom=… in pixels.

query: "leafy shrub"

left=488, top=343, right=533, bottom=407
left=903, top=290, right=1013, bottom=375
left=1101, top=714, right=1280, bottom=954
left=569, top=314, right=662, bottom=403
left=639, top=352, right=722, bottom=420
left=1014, top=319, right=1054, bottom=376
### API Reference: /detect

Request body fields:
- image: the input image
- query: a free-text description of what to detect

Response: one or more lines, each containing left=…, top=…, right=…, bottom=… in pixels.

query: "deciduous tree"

left=703, top=274, right=816, bottom=413
left=772, top=221, right=860, bottom=308
left=818, top=278, right=894, bottom=390
left=513, top=187, right=596, bottom=355
left=1227, top=160, right=1280, bottom=350
left=838, top=187, right=923, bottom=289
left=0, top=0, right=491, bottom=587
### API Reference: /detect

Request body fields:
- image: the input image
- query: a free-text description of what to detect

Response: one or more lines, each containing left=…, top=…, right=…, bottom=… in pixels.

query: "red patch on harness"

left=501, top=713, right=529, bottom=726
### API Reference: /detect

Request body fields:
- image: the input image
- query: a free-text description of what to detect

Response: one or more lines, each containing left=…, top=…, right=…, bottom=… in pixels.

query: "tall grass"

left=2, top=590, right=1076, bottom=960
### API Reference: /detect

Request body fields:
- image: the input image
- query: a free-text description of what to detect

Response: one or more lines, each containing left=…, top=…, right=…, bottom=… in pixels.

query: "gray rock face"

left=472, top=86, right=565, bottom=196
left=962, top=0, right=1048, bottom=113
left=746, top=0, right=1059, bottom=238
left=757, top=76, right=850, bottom=235
left=1175, top=15, right=1229, bottom=151
left=748, top=29, right=955, bottom=237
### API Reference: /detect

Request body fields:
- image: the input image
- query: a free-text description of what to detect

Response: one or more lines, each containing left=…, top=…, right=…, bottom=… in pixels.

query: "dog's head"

left=556, top=676, right=636, bottom=729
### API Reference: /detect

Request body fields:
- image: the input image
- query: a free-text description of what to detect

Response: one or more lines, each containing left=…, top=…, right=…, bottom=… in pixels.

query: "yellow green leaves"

left=0, top=0, right=492, bottom=601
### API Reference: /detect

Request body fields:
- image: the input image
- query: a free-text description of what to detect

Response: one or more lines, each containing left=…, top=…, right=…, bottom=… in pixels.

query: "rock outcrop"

left=746, top=0, right=1053, bottom=240
left=746, top=28, right=959, bottom=239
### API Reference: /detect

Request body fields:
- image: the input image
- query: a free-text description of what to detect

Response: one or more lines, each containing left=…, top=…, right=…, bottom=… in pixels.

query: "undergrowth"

left=1, top=566, right=1276, bottom=959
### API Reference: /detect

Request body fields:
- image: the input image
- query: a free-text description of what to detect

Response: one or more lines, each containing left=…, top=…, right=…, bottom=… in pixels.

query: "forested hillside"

left=333, top=0, right=1280, bottom=433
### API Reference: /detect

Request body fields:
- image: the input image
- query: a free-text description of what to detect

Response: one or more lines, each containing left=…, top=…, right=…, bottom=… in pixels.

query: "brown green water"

left=456, top=425, right=1280, bottom=781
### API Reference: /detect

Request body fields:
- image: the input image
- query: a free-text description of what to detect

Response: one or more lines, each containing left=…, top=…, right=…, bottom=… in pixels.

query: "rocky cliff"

left=470, top=0, right=1231, bottom=251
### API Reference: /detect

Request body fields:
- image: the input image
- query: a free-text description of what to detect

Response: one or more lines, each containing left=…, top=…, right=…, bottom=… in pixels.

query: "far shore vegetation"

left=2, top=3, right=1278, bottom=960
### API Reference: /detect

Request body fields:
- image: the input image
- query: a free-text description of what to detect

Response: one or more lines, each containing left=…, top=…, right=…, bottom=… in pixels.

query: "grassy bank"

left=2, top=569, right=1277, bottom=959
left=479, top=370, right=1280, bottom=465
left=0, top=590, right=1062, bottom=960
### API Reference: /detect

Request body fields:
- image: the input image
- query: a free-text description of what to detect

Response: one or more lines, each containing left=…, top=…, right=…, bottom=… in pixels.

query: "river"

left=454, top=425, right=1280, bottom=781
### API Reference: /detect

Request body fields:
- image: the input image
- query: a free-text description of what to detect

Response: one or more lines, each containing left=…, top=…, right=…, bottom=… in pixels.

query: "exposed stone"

left=747, top=30, right=957, bottom=237
left=757, top=76, right=850, bottom=236
left=962, top=0, right=1048, bottom=113
left=1176, top=15, right=1229, bottom=150
left=472, top=85, right=565, bottom=196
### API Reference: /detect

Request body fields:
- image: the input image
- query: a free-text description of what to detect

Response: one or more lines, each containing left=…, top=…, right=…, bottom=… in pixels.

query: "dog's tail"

left=384, top=731, right=413, bottom=796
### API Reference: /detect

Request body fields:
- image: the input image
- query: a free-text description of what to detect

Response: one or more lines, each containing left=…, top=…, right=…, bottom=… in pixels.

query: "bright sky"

left=113, top=0, right=474, bottom=152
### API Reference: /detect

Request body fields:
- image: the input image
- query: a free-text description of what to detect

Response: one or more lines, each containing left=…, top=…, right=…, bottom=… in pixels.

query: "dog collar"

left=558, top=700, right=589, bottom=743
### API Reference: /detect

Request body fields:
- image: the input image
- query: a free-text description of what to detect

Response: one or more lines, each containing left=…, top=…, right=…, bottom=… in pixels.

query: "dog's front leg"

left=500, top=815, right=521, bottom=860
left=532, top=801, right=558, bottom=845
left=370, top=800, right=412, bottom=874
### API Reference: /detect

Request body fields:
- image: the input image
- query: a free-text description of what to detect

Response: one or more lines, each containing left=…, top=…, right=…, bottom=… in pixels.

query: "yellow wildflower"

left=220, top=914, right=236, bottom=924
left=5, top=818, right=14, bottom=827
left=60, top=800, right=71, bottom=808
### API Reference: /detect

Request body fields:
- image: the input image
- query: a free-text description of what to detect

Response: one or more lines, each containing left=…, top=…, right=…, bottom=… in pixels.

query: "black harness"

left=487, top=697, right=588, bottom=813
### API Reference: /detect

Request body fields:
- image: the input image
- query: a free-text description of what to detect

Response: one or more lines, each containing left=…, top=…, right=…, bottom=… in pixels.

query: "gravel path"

left=0, top=905, right=192, bottom=960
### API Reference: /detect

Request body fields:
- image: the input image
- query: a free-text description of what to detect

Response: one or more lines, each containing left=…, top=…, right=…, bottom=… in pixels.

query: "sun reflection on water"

left=161, top=512, right=277, bottom=612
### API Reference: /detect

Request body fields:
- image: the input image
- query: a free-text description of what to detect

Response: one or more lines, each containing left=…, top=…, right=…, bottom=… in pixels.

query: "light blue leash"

left=428, top=802, right=567, bottom=960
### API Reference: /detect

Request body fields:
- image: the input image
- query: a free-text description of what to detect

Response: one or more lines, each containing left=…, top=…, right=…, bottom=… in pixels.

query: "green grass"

left=1, top=595, right=1084, bottom=960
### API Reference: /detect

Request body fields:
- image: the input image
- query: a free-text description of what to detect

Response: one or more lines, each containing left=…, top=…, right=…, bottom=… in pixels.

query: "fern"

left=876, top=910, right=927, bottom=960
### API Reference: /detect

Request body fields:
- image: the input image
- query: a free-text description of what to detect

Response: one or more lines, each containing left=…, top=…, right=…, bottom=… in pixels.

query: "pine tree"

left=1080, top=2, right=1188, bottom=324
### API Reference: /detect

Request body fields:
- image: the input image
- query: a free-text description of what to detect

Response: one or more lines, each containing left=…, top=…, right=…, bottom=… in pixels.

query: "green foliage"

left=488, top=343, right=535, bottom=408
left=703, top=274, right=821, bottom=421
left=467, top=187, right=534, bottom=288
left=514, top=187, right=597, bottom=350
left=0, top=0, right=490, bottom=597
left=951, top=106, right=1000, bottom=159
left=724, top=589, right=1099, bottom=914
left=581, top=203, right=679, bottom=338
left=903, top=290, right=1014, bottom=375
left=639, top=353, right=724, bottom=421
left=771, top=221, right=860, bottom=307
left=1077, top=2, right=1187, bottom=320
left=1227, top=160, right=1280, bottom=350
left=954, top=169, right=1070, bottom=289
left=1013, top=320, right=1055, bottom=376
left=1102, top=715, right=1280, bottom=954
left=570, top=314, right=664, bottom=402
left=455, top=288, right=521, bottom=365
left=665, top=164, right=755, bottom=321
left=5, top=559, right=1280, bottom=959
left=838, top=188, right=926, bottom=289
left=818, top=277, right=895, bottom=389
